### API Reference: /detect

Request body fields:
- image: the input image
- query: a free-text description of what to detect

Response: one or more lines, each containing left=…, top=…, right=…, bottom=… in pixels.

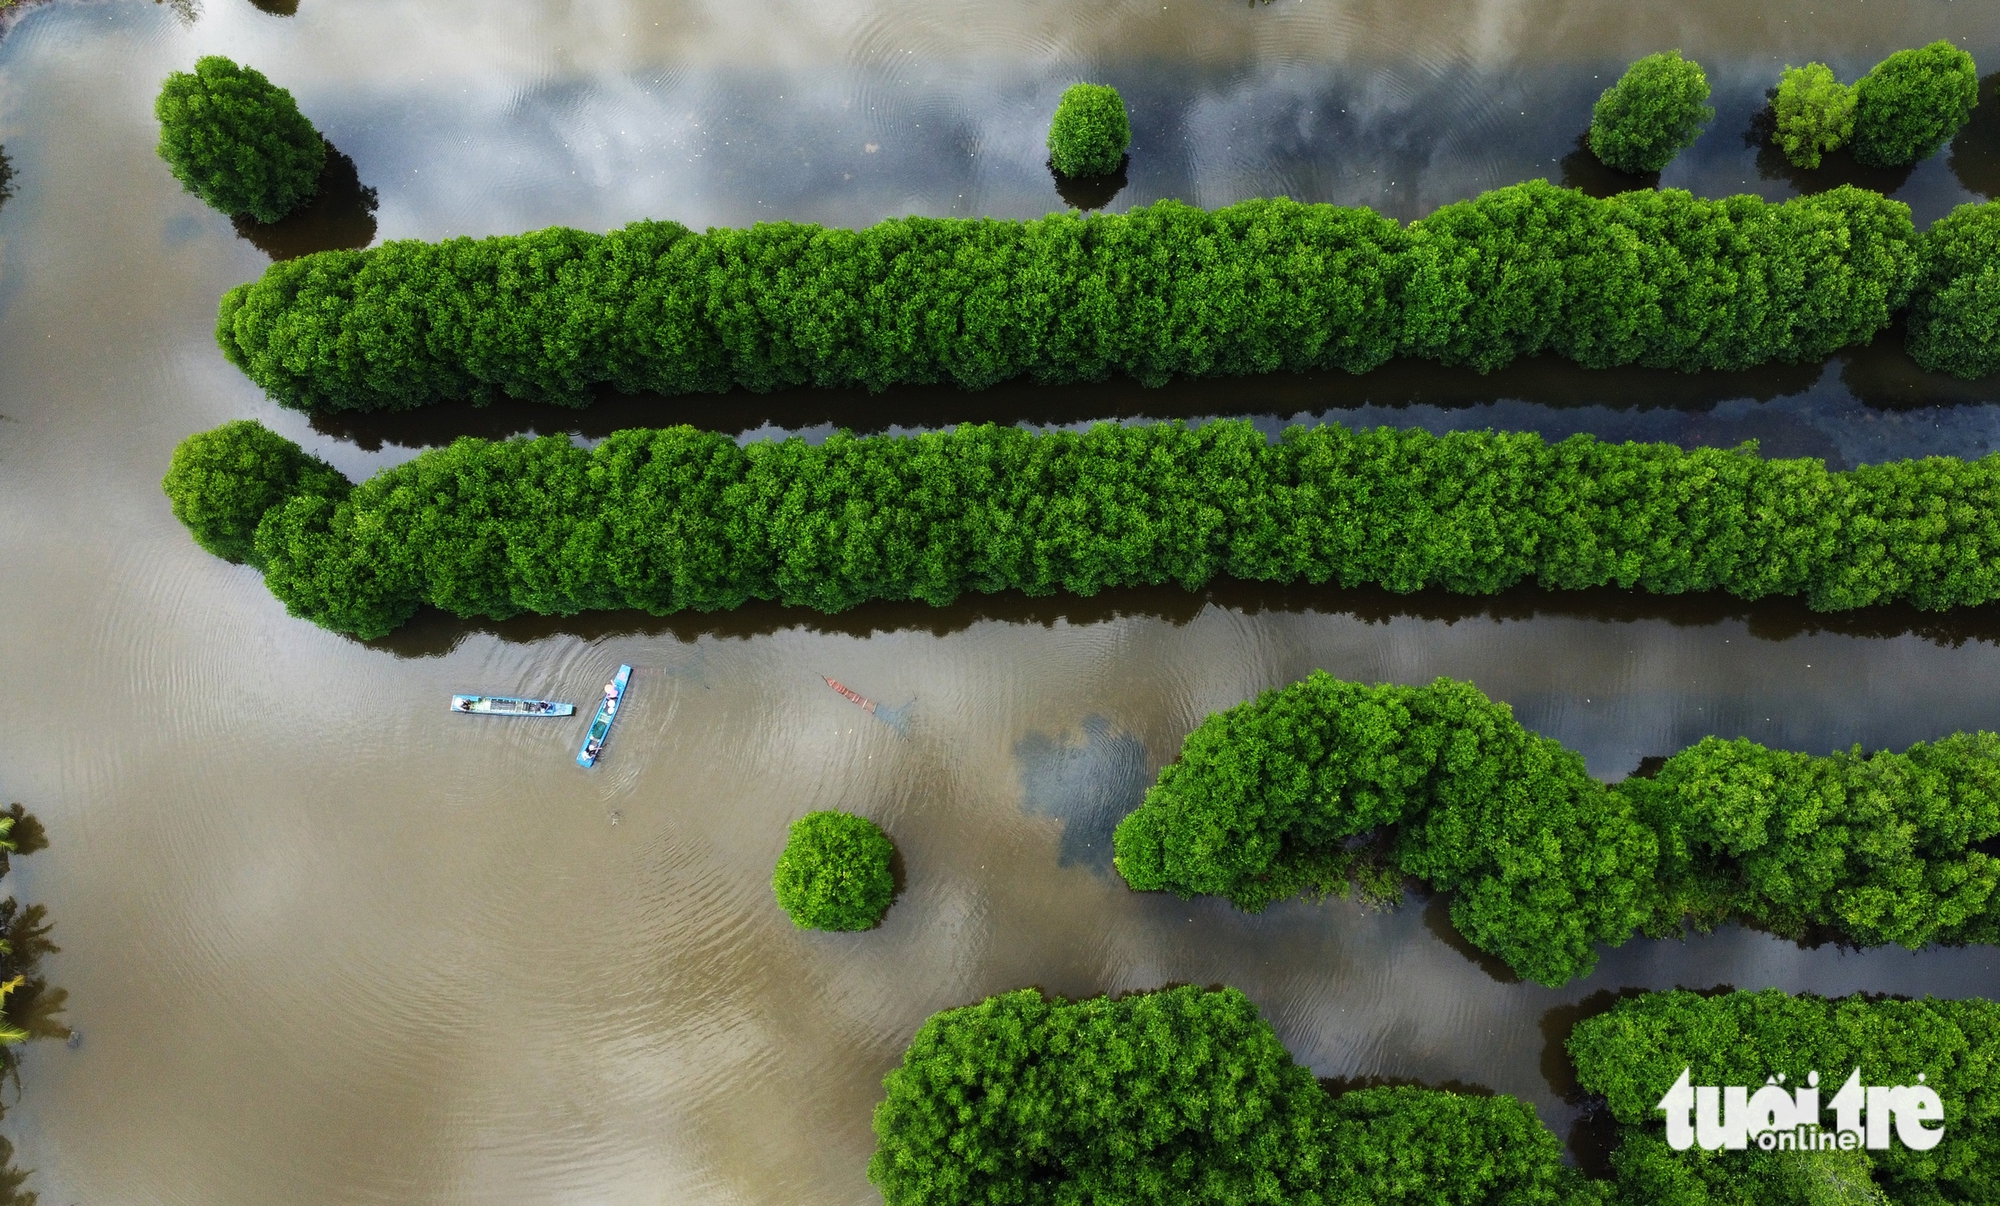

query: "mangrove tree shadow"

left=307, top=351, right=1829, bottom=452
left=233, top=140, right=377, bottom=261
left=1949, top=73, right=2000, bottom=199
left=1836, top=321, right=2000, bottom=407
left=1420, top=891, right=1520, bottom=984
left=360, top=579, right=2000, bottom=660
left=1016, top=716, right=1152, bottom=872
left=1743, top=100, right=1916, bottom=197
left=1558, top=132, right=1656, bottom=199
left=1537, top=988, right=1653, bottom=1102
left=1051, top=155, right=1129, bottom=212
left=1565, top=1106, right=1622, bottom=1177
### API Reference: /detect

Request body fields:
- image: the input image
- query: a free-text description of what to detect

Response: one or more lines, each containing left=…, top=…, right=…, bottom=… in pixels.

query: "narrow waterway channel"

left=2, top=0, right=1999, bottom=1201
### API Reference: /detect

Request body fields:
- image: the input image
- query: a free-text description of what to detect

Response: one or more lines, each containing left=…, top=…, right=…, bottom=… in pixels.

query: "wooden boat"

left=576, top=664, right=633, bottom=768
left=821, top=674, right=913, bottom=735
left=451, top=694, right=575, bottom=717
left=823, top=676, right=878, bottom=714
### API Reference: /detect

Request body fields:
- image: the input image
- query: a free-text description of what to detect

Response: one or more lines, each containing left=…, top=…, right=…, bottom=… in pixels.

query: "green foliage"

left=1109, top=674, right=1657, bottom=985
left=0, top=807, right=61, bottom=1206
left=1047, top=82, right=1131, bottom=177
left=772, top=811, right=895, bottom=931
left=1588, top=51, right=1715, bottom=173
left=1620, top=733, right=2000, bottom=949
left=169, top=419, right=2000, bottom=641
left=1321, top=1085, right=1604, bottom=1205
left=1608, top=1131, right=1895, bottom=1206
left=869, top=985, right=1597, bottom=1206
left=1851, top=41, right=1979, bottom=168
left=1773, top=64, right=1857, bottom=169
left=214, top=182, right=1916, bottom=413
left=875, top=984, right=2000, bottom=1206
left=160, top=419, right=346, bottom=566
left=1572, top=990, right=2000, bottom=1204
left=1906, top=199, right=2000, bottom=379
left=155, top=56, right=325, bottom=224
left=1113, top=674, right=2000, bottom=986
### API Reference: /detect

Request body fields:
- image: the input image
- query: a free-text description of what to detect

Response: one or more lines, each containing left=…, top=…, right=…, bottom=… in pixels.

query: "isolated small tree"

left=156, top=56, right=326, bottom=223
left=1772, top=63, right=1857, bottom=169
left=162, top=420, right=345, bottom=565
left=772, top=811, right=895, bottom=931
left=1588, top=51, right=1714, bottom=174
left=1047, top=83, right=1131, bottom=177
left=1851, top=41, right=1979, bottom=167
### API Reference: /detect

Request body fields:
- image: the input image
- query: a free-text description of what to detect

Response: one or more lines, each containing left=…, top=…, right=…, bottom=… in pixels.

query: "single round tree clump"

left=1047, top=83, right=1131, bottom=178
left=1851, top=40, right=1979, bottom=168
left=1771, top=62, right=1857, bottom=169
left=162, top=420, right=345, bottom=566
left=1588, top=51, right=1714, bottom=174
left=156, top=56, right=326, bottom=223
left=772, top=811, right=895, bottom=931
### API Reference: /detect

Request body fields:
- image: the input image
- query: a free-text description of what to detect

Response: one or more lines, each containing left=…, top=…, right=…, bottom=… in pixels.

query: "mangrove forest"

left=167, top=418, right=2000, bottom=639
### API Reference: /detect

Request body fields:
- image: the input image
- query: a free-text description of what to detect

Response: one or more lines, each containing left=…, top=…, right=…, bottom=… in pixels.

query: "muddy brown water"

left=4, top=0, right=2000, bottom=1202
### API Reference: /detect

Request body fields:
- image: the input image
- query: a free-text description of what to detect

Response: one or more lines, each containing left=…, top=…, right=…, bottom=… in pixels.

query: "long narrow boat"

left=451, top=694, right=576, bottom=717
left=576, top=664, right=633, bottom=768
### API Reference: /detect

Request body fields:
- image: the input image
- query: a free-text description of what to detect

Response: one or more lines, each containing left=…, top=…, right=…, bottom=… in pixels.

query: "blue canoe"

left=576, top=664, right=633, bottom=768
left=451, top=694, right=575, bottom=717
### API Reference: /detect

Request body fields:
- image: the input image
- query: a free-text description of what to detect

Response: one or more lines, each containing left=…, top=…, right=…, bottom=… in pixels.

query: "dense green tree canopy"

left=213, top=181, right=1922, bottom=413
left=155, top=56, right=325, bottom=223
left=870, top=985, right=1598, bottom=1206
left=1046, top=83, right=1131, bottom=177
left=1571, top=990, right=2000, bottom=1204
left=1772, top=63, right=1857, bottom=169
left=1851, top=41, right=1979, bottom=168
left=771, top=811, right=895, bottom=931
left=875, top=987, right=1997, bottom=1206
left=1113, top=672, right=2000, bottom=985
left=1588, top=51, right=1715, bottom=173
left=168, top=419, right=2000, bottom=641
left=1906, top=200, right=2000, bottom=379
left=160, top=419, right=346, bottom=566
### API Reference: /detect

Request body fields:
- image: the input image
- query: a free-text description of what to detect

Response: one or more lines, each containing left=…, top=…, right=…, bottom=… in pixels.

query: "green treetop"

left=1047, top=83, right=1131, bottom=177
left=161, top=419, right=346, bottom=567
left=1851, top=40, right=1978, bottom=167
left=156, top=56, right=326, bottom=223
left=1589, top=50, right=1715, bottom=174
left=1772, top=62, right=1857, bottom=169
left=772, top=811, right=895, bottom=931
left=1906, top=199, right=2000, bottom=379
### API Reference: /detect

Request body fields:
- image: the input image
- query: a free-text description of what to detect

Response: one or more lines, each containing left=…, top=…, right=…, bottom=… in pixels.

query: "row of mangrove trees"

left=213, top=182, right=2000, bottom=414
left=168, top=418, right=2000, bottom=638
left=871, top=984, right=2000, bottom=1206
left=1111, top=672, right=2000, bottom=986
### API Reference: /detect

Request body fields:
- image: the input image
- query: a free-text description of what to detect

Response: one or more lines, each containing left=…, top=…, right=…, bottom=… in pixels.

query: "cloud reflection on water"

left=1016, top=716, right=1151, bottom=873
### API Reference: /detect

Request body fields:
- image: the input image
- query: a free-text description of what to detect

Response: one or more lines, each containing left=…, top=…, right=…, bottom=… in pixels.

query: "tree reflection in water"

left=1948, top=74, right=2000, bottom=199
left=1051, top=155, right=1129, bottom=212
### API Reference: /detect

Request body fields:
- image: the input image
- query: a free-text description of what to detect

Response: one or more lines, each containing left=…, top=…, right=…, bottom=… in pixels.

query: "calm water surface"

left=4, top=1, right=2000, bottom=1202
